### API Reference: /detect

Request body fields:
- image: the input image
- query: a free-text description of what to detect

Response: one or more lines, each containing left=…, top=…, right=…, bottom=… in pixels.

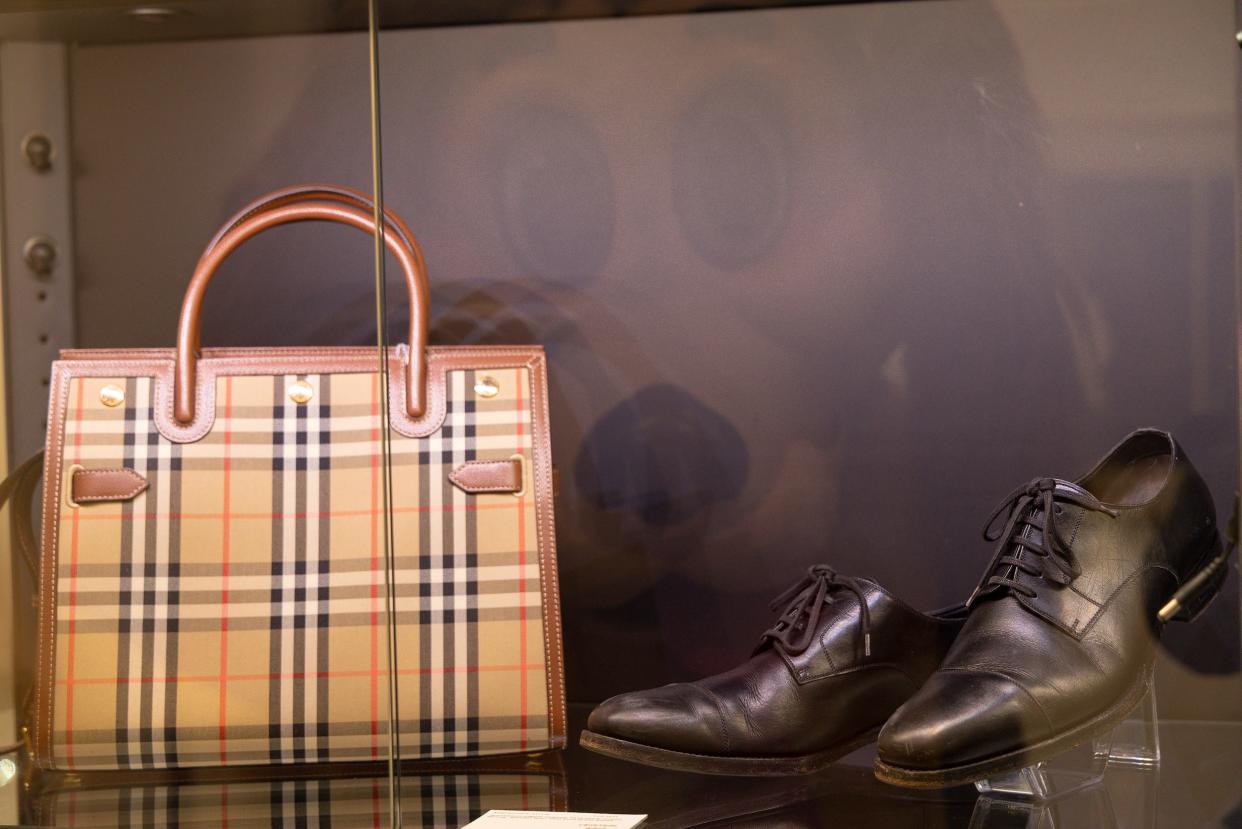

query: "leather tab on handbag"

left=449, top=459, right=524, bottom=494
left=71, top=468, right=149, bottom=504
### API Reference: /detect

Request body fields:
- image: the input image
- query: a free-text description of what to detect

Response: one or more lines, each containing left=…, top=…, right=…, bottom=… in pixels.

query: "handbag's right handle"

left=175, top=200, right=430, bottom=424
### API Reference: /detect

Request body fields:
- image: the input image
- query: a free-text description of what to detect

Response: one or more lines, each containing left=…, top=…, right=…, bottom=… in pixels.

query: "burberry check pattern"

left=40, top=772, right=554, bottom=828
left=51, top=367, right=549, bottom=769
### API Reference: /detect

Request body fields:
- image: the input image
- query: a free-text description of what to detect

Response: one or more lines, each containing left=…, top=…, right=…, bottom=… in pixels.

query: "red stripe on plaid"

left=57, top=664, right=548, bottom=686
left=219, top=377, right=233, bottom=764
left=63, top=502, right=525, bottom=522
left=65, top=378, right=86, bottom=767
left=516, top=376, right=528, bottom=752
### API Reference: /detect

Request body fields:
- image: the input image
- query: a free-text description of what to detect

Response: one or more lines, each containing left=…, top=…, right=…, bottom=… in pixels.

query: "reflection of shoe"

left=876, top=429, right=1225, bottom=789
left=576, top=754, right=979, bottom=829
left=580, top=567, right=967, bottom=776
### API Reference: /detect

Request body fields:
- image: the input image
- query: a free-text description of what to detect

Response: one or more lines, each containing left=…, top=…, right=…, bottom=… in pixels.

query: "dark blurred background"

left=64, top=0, right=1240, bottom=718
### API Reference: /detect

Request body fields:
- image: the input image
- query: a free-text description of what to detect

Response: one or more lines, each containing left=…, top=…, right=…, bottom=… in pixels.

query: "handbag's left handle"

left=175, top=201, right=429, bottom=424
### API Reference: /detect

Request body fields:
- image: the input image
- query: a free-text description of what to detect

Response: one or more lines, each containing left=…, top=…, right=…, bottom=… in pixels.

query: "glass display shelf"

left=2, top=704, right=1239, bottom=828
left=975, top=685, right=1160, bottom=801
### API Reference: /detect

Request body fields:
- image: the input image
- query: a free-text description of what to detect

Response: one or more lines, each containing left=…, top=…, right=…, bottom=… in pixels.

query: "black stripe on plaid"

left=114, top=376, right=138, bottom=768
left=267, top=374, right=334, bottom=764
left=417, top=374, right=433, bottom=757
left=268, top=374, right=287, bottom=763
left=464, top=370, right=480, bottom=756
left=163, top=419, right=184, bottom=768
left=316, top=375, right=332, bottom=762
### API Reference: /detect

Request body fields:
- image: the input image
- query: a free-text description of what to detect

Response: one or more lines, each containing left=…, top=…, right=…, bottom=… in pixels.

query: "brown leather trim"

left=449, top=459, right=523, bottom=494
left=32, top=750, right=565, bottom=792
left=33, top=344, right=566, bottom=767
left=202, top=184, right=424, bottom=265
left=35, top=360, right=70, bottom=768
left=525, top=351, right=567, bottom=748
left=70, top=468, right=148, bottom=504
left=50, top=345, right=547, bottom=444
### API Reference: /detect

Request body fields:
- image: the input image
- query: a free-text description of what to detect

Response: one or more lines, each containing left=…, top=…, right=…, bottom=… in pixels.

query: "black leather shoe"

left=875, top=429, right=1227, bottom=788
left=580, top=566, right=967, bottom=775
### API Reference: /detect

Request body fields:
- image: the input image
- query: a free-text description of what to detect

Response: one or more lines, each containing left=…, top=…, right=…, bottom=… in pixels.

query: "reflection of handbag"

left=27, top=757, right=566, bottom=827
left=6, top=184, right=565, bottom=771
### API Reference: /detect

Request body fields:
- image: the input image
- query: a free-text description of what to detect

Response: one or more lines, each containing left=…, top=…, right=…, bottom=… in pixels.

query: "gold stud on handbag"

left=2, top=184, right=565, bottom=771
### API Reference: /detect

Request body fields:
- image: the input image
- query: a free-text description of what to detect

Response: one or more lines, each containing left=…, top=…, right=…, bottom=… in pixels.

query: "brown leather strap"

left=0, top=452, right=44, bottom=579
left=199, top=186, right=427, bottom=357
left=176, top=201, right=430, bottom=424
left=449, top=459, right=524, bottom=494
left=201, top=183, right=425, bottom=271
left=70, top=468, right=148, bottom=504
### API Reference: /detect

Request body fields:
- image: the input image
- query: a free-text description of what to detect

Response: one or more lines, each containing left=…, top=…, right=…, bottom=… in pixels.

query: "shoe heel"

left=1158, top=531, right=1229, bottom=623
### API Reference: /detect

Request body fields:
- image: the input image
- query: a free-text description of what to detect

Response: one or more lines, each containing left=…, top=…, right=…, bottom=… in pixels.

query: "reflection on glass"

left=27, top=769, right=563, bottom=829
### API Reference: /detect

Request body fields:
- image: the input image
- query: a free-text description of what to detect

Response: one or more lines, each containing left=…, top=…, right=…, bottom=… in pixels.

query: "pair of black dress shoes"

left=580, top=429, right=1232, bottom=788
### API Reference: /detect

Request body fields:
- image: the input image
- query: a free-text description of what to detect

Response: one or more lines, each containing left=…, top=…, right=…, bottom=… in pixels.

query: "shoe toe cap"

left=587, top=683, right=729, bottom=754
left=877, top=671, right=1051, bottom=771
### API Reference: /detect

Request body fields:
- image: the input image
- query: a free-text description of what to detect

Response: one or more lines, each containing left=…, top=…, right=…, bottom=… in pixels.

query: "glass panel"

left=0, top=2, right=395, bottom=825
left=372, top=0, right=1240, bottom=825
left=2, top=0, right=1240, bottom=826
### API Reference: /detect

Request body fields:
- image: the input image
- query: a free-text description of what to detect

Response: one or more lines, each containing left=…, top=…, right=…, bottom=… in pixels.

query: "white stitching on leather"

left=528, top=352, right=566, bottom=743
left=71, top=469, right=148, bottom=501
left=448, top=460, right=521, bottom=492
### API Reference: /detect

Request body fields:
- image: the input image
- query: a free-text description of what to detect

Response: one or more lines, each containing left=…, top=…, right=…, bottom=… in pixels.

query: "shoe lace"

left=974, top=477, right=1118, bottom=601
left=760, top=564, right=872, bottom=659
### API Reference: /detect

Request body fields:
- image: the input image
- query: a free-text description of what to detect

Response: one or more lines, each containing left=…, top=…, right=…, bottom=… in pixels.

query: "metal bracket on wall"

left=0, top=43, right=77, bottom=461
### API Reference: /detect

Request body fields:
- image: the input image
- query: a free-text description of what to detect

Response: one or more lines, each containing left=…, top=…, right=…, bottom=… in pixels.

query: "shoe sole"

left=579, top=726, right=882, bottom=777
left=874, top=530, right=1228, bottom=790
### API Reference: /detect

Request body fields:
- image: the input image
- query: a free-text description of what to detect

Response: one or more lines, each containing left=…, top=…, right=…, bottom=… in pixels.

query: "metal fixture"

left=20, top=132, right=53, bottom=172
left=510, top=454, right=527, bottom=497
left=23, top=235, right=56, bottom=277
left=474, top=376, right=500, bottom=398
left=99, top=384, right=125, bottom=407
left=288, top=379, right=314, bottom=404
left=64, top=464, right=84, bottom=508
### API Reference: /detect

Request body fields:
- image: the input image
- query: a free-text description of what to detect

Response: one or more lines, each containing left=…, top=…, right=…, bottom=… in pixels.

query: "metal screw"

left=20, top=133, right=53, bottom=172
left=100, top=384, right=125, bottom=407
left=474, top=376, right=500, bottom=398
left=23, top=236, right=56, bottom=277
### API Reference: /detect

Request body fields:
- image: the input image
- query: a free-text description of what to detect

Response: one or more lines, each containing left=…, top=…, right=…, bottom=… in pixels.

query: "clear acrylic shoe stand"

left=974, top=684, right=1160, bottom=801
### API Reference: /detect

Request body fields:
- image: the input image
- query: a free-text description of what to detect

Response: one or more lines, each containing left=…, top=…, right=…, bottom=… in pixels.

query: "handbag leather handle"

left=175, top=201, right=430, bottom=424
left=191, top=182, right=428, bottom=378
left=202, top=183, right=424, bottom=268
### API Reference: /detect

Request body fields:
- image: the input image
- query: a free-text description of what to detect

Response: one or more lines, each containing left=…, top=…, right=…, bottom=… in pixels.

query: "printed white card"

left=462, top=810, right=646, bottom=829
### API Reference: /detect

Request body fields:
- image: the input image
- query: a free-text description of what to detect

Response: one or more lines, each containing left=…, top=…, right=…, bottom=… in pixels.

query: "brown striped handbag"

left=3, top=184, right=565, bottom=771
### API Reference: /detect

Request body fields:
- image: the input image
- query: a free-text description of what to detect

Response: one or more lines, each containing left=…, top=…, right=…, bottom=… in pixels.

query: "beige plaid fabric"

left=37, top=771, right=556, bottom=828
left=51, top=366, right=551, bottom=769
